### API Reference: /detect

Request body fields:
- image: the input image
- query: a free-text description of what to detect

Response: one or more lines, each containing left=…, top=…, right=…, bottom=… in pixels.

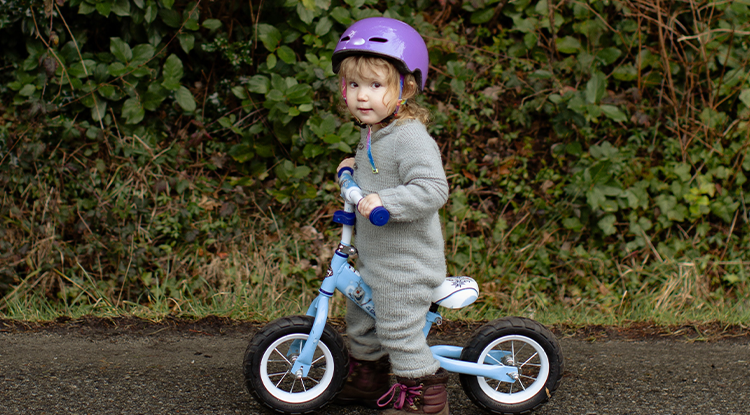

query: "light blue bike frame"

left=288, top=171, right=518, bottom=384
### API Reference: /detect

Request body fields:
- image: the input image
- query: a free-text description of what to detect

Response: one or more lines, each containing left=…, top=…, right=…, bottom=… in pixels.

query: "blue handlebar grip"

left=337, top=166, right=354, bottom=178
left=369, top=206, right=390, bottom=226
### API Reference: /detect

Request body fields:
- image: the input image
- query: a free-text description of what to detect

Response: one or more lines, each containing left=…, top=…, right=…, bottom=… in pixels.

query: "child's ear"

left=403, top=79, right=418, bottom=99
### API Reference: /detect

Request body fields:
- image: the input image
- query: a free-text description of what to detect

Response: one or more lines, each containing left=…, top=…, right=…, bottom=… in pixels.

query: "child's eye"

left=372, top=82, right=381, bottom=88
left=349, top=82, right=358, bottom=88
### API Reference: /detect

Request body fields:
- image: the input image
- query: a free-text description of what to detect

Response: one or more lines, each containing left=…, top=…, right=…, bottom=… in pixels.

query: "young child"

left=331, top=17, right=451, bottom=415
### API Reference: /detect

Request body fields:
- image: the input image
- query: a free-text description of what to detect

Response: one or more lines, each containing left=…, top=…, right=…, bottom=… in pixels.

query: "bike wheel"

left=459, top=316, right=564, bottom=415
left=243, top=315, right=349, bottom=414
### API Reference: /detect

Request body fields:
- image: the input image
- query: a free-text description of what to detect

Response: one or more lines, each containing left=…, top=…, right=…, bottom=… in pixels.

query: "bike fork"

left=289, top=294, right=330, bottom=379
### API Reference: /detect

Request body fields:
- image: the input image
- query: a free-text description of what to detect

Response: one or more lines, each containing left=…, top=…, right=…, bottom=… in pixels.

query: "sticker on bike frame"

left=343, top=275, right=376, bottom=317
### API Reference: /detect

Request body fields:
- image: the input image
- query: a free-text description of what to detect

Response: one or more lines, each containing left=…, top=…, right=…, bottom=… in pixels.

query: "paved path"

left=0, top=320, right=748, bottom=414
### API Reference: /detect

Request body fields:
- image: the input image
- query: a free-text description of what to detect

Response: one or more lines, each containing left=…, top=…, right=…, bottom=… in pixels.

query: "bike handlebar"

left=337, top=168, right=390, bottom=226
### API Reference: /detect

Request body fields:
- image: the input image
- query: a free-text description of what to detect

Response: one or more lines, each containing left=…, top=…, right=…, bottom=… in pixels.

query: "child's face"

left=344, top=68, right=395, bottom=126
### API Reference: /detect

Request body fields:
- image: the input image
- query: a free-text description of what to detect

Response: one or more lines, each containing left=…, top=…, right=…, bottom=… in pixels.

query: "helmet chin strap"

left=342, top=74, right=407, bottom=174
left=393, top=74, right=406, bottom=116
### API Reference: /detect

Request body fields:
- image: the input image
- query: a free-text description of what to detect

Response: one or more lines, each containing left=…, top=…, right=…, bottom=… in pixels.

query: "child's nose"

left=357, top=89, right=368, bottom=101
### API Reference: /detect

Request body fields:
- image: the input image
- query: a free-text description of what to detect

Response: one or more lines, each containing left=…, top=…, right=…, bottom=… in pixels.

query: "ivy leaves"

left=111, top=45, right=194, bottom=123
left=162, top=54, right=195, bottom=112
left=585, top=72, right=606, bottom=104
left=122, top=97, right=145, bottom=124
left=556, top=36, right=581, bottom=54
left=5, top=0, right=750, bottom=257
left=110, top=38, right=133, bottom=63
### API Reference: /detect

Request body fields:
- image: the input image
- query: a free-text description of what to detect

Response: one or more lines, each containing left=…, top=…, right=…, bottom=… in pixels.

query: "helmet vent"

left=340, top=36, right=351, bottom=42
left=369, top=37, right=388, bottom=43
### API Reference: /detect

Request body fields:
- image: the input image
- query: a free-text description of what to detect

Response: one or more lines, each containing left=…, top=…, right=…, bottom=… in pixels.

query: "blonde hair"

left=338, top=55, right=431, bottom=125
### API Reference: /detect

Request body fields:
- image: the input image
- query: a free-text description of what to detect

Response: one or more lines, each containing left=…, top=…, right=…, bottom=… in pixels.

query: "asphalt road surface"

left=1, top=318, right=748, bottom=415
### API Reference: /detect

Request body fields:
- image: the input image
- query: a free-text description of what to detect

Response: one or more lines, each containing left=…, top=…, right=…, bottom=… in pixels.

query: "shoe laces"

left=377, top=382, right=422, bottom=409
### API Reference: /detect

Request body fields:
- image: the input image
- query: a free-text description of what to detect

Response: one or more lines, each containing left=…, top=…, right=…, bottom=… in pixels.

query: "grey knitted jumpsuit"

left=347, top=118, right=449, bottom=379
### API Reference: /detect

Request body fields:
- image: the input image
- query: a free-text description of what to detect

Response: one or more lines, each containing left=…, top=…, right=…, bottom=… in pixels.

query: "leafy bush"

left=1, top=0, right=749, bottom=319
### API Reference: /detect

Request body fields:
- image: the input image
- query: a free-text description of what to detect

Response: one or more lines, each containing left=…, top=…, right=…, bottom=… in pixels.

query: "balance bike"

left=243, top=168, right=564, bottom=414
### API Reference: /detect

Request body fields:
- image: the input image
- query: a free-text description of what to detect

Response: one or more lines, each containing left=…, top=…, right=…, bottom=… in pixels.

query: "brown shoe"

left=334, top=354, right=391, bottom=408
left=378, top=368, right=450, bottom=414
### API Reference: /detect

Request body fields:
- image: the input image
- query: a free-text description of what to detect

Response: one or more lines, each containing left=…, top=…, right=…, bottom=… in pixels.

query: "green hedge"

left=1, top=0, right=749, bottom=316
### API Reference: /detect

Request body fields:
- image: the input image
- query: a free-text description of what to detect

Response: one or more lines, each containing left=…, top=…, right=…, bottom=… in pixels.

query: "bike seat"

left=431, top=276, right=479, bottom=309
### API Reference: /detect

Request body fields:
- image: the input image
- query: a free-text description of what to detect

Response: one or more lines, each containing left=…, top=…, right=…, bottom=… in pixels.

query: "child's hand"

left=357, top=193, right=383, bottom=219
left=337, top=158, right=355, bottom=173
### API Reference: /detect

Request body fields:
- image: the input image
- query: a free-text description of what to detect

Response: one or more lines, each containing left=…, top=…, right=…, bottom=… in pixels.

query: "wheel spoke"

left=514, top=342, right=528, bottom=356
left=489, top=342, right=538, bottom=395
left=268, top=371, right=290, bottom=378
left=272, top=347, right=293, bottom=366
left=487, top=352, right=503, bottom=365
left=519, top=352, right=538, bottom=368
left=274, top=371, right=290, bottom=388
left=306, top=376, right=321, bottom=385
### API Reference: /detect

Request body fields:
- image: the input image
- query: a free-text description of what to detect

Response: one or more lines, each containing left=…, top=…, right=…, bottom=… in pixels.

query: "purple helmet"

left=332, top=17, right=429, bottom=91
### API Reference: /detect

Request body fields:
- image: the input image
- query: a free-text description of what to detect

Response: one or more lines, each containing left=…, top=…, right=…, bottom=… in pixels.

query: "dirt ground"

left=1, top=316, right=749, bottom=414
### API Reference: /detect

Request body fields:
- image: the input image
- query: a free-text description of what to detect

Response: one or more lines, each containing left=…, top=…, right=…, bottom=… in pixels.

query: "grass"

left=3, top=266, right=748, bottom=329
left=3, top=285, right=749, bottom=335
left=2, top=210, right=749, bottom=329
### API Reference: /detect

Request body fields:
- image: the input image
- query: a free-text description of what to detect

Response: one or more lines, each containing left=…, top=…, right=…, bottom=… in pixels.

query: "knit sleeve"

left=377, top=123, right=449, bottom=222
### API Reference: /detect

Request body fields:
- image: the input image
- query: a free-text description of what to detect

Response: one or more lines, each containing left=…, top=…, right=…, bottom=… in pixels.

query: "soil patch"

left=2, top=316, right=748, bottom=343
